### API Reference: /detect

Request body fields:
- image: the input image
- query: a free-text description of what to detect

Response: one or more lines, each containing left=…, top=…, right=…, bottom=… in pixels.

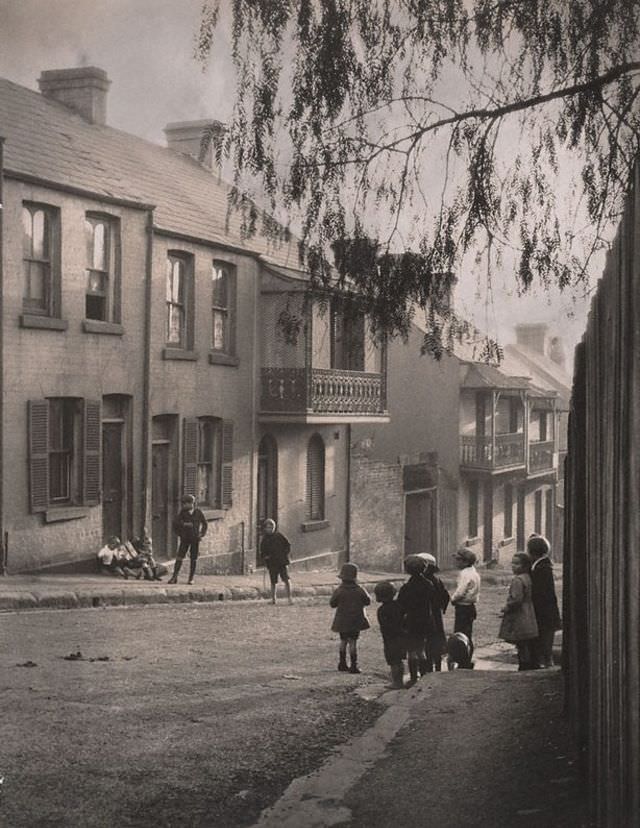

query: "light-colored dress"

left=498, top=573, right=539, bottom=643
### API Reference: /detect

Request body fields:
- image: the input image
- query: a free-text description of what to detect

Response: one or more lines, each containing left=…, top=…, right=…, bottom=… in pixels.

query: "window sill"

left=20, top=314, right=68, bottom=331
left=208, top=351, right=239, bottom=367
left=162, top=348, right=199, bottom=361
left=201, top=508, right=226, bottom=521
left=301, top=519, right=330, bottom=533
left=45, top=506, right=90, bottom=523
left=499, top=536, right=514, bottom=547
left=465, top=536, right=482, bottom=547
left=82, top=320, right=124, bottom=336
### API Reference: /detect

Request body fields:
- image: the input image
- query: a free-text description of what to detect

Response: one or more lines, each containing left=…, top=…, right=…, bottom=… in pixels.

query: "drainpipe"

left=141, top=208, right=154, bottom=535
left=346, top=423, right=352, bottom=563
left=248, top=258, right=260, bottom=570
left=0, top=137, right=5, bottom=574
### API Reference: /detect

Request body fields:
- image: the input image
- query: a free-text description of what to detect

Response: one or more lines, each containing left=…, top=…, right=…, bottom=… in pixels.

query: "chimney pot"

left=38, top=67, right=110, bottom=125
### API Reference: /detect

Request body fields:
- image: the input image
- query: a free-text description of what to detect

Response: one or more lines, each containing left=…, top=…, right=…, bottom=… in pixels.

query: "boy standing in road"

left=527, top=534, right=562, bottom=667
left=451, top=546, right=481, bottom=663
left=168, top=495, right=208, bottom=585
left=330, top=563, right=371, bottom=674
left=260, top=519, right=293, bottom=604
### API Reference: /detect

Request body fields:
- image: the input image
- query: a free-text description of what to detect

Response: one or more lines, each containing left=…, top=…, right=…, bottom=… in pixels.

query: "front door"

left=404, top=491, right=434, bottom=557
left=102, top=422, right=123, bottom=541
left=152, top=442, right=170, bottom=558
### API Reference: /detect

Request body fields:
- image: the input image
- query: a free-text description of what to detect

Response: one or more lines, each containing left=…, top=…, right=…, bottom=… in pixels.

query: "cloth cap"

left=454, top=547, right=477, bottom=566
left=338, top=562, right=358, bottom=581
left=404, top=555, right=426, bottom=575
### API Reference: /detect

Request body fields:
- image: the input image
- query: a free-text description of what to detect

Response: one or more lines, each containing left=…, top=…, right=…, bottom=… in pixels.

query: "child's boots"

left=338, top=652, right=349, bottom=672
left=349, top=655, right=361, bottom=674
left=407, top=656, right=419, bottom=686
left=390, top=664, right=404, bottom=689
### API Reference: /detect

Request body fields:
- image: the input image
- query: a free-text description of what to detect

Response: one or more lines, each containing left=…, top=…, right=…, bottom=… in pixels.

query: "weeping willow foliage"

left=196, top=0, right=640, bottom=358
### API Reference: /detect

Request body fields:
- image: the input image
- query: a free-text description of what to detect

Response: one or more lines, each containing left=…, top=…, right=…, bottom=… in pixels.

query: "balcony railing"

left=529, top=440, right=555, bottom=473
left=261, top=367, right=386, bottom=416
left=460, top=432, right=525, bottom=470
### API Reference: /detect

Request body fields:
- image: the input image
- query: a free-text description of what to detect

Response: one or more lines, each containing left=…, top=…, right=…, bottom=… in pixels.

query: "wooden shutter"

left=183, top=418, right=199, bottom=498
left=83, top=400, right=101, bottom=505
left=221, top=419, right=234, bottom=508
left=306, top=434, right=325, bottom=520
left=28, top=400, right=49, bottom=512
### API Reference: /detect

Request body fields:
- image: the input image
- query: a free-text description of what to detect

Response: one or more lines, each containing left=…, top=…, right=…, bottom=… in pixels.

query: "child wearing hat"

left=168, top=495, right=208, bottom=585
left=451, top=546, right=481, bottom=663
left=396, top=555, right=436, bottom=685
left=419, top=553, right=450, bottom=672
left=374, top=580, right=406, bottom=689
left=330, top=563, right=371, bottom=674
left=499, top=552, right=539, bottom=670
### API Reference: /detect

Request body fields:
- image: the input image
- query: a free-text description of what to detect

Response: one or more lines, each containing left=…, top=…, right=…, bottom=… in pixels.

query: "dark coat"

left=396, top=575, right=435, bottom=638
left=173, top=508, right=207, bottom=543
left=530, top=557, right=562, bottom=631
left=425, top=573, right=450, bottom=657
left=330, top=582, right=371, bottom=633
left=260, top=531, right=291, bottom=569
left=377, top=600, right=406, bottom=665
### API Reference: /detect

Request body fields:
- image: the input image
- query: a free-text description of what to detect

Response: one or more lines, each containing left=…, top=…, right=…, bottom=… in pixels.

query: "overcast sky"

left=0, top=0, right=596, bottom=360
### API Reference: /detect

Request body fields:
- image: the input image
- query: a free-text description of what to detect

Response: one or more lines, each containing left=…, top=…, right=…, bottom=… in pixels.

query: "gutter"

left=0, top=137, right=5, bottom=573
left=141, top=208, right=155, bottom=534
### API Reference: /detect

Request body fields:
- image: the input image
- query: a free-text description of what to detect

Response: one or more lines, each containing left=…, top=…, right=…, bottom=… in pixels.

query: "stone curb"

left=0, top=574, right=519, bottom=614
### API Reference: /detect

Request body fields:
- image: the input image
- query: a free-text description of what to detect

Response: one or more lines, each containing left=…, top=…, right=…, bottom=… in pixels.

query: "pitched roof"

left=0, top=76, right=302, bottom=270
left=460, top=362, right=532, bottom=390
left=501, top=343, right=571, bottom=409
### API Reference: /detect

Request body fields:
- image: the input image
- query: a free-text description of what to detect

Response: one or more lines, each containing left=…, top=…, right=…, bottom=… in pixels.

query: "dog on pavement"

left=446, top=632, right=474, bottom=670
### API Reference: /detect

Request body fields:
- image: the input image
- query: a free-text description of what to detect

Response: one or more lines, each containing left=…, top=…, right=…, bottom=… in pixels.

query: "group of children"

left=97, top=533, right=166, bottom=581
left=329, top=534, right=560, bottom=687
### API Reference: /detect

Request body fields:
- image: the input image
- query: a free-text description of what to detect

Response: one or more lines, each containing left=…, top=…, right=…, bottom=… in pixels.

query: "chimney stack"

left=38, top=67, right=110, bottom=125
left=514, top=322, right=548, bottom=356
left=164, top=119, right=224, bottom=171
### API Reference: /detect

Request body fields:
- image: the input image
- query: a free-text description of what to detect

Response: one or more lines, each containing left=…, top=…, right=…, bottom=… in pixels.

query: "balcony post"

left=522, top=390, right=530, bottom=471
left=491, top=390, right=496, bottom=465
left=380, top=334, right=388, bottom=411
left=304, top=298, right=313, bottom=410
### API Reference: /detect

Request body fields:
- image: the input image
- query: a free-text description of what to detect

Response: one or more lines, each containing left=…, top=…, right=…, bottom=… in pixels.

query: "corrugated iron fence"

left=564, top=165, right=640, bottom=827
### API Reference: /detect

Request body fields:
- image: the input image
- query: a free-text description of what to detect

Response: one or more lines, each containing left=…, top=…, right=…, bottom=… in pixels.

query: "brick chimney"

left=38, top=67, right=110, bottom=125
left=515, top=323, right=548, bottom=355
left=164, top=119, right=224, bottom=171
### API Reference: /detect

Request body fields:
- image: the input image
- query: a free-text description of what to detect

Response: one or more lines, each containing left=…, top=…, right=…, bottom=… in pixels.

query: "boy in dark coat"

left=396, top=556, right=435, bottom=685
left=330, top=563, right=371, bottom=674
left=527, top=535, right=562, bottom=667
left=419, top=553, right=450, bottom=672
left=260, top=518, right=293, bottom=605
left=374, top=581, right=406, bottom=689
left=168, top=495, right=208, bottom=585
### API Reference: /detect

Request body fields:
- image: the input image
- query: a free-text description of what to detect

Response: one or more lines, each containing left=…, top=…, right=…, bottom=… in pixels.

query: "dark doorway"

left=517, top=485, right=526, bottom=550
left=152, top=415, right=178, bottom=559
left=102, top=421, right=123, bottom=541
left=404, top=490, right=435, bottom=557
left=257, top=434, right=278, bottom=563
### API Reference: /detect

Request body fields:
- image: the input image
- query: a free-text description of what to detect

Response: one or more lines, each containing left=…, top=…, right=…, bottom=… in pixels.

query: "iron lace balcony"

left=460, top=432, right=526, bottom=471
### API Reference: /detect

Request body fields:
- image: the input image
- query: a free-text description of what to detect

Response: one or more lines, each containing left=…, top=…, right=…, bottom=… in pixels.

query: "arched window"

left=306, top=434, right=325, bottom=520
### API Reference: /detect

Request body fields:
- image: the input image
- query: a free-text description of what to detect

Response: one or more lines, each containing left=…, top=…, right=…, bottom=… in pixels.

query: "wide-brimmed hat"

left=416, top=552, right=438, bottom=569
left=338, top=562, right=358, bottom=581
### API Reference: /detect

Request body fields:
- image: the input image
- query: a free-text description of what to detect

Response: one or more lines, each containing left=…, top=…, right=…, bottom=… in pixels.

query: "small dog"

left=446, top=632, right=474, bottom=670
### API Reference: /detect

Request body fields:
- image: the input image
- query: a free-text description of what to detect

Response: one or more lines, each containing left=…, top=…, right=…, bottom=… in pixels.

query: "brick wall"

left=349, top=451, right=404, bottom=572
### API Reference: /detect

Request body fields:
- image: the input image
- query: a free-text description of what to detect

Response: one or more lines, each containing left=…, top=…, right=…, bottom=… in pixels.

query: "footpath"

left=0, top=567, right=514, bottom=613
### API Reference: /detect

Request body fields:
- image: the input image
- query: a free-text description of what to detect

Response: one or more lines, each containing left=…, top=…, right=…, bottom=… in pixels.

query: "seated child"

left=374, top=581, right=406, bottom=689
left=132, top=533, right=166, bottom=581
left=97, top=536, right=128, bottom=578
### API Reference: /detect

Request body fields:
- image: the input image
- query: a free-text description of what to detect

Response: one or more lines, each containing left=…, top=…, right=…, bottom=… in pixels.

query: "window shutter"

left=28, top=400, right=49, bottom=512
left=221, top=420, right=234, bottom=507
left=83, top=400, right=101, bottom=505
left=183, top=418, right=199, bottom=498
left=306, top=435, right=325, bottom=520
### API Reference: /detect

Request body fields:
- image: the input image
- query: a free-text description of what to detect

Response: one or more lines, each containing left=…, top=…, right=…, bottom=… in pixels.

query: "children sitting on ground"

left=419, top=553, right=450, bottom=672
left=97, top=536, right=130, bottom=578
left=527, top=534, right=562, bottom=668
left=132, top=532, right=166, bottom=581
left=451, top=546, right=481, bottom=665
left=396, top=555, right=435, bottom=685
left=374, top=581, right=406, bottom=689
left=498, top=552, right=539, bottom=671
left=330, top=563, right=371, bottom=674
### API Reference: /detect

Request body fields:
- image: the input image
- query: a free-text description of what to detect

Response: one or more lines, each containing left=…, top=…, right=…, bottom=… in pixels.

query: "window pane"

left=212, top=266, right=228, bottom=306
left=92, top=222, right=106, bottom=270
left=197, top=464, right=212, bottom=506
left=167, top=306, right=183, bottom=344
left=22, top=208, right=33, bottom=257
left=28, top=262, right=47, bottom=305
left=86, top=294, right=106, bottom=321
left=49, top=453, right=71, bottom=501
left=32, top=209, right=46, bottom=259
left=212, top=310, right=227, bottom=350
left=87, top=270, right=106, bottom=295
left=199, top=421, right=214, bottom=461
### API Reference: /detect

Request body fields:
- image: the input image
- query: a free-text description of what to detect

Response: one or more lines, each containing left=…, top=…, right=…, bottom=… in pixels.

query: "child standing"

left=527, top=535, right=562, bottom=667
left=168, top=495, right=208, bottom=585
left=419, top=553, right=450, bottom=672
left=451, top=546, right=481, bottom=663
left=374, top=581, right=406, bottom=689
left=499, top=552, right=539, bottom=671
left=330, top=563, right=371, bottom=674
left=396, top=556, right=435, bottom=685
